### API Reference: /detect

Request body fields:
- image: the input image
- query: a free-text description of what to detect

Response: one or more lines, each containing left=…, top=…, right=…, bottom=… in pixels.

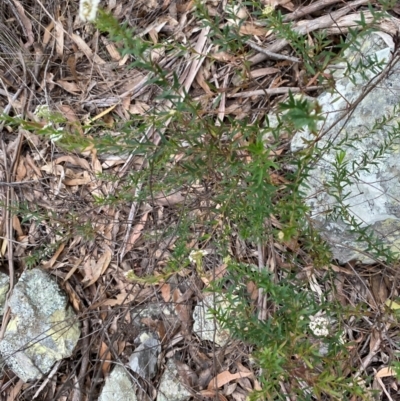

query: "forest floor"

left=1, top=0, right=400, bottom=400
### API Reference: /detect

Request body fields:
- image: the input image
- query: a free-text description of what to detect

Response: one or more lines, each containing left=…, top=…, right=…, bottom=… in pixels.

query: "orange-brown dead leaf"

left=173, top=287, right=191, bottom=325
left=64, top=171, right=92, bottom=186
left=176, top=0, right=194, bottom=13
left=57, top=104, right=80, bottom=123
left=208, top=371, right=253, bottom=390
left=102, top=36, right=122, bottom=61
left=43, top=21, right=54, bottom=46
left=12, top=215, right=24, bottom=237
left=83, top=248, right=113, bottom=287
left=99, top=341, right=112, bottom=376
left=6, top=379, right=24, bottom=401
left=250, top=67, right=280, bottom=78
left=160, top=283, right=171, bottom=302
left=54, top=20, right=64, bottom=57
left=376, top=367, right=395, bottom=378
left=196, top=67, right=213, bottom=95
left=56, top=80, right=81, bottom=95
left=71, top=33, right=106, bottom=65
left=55, top=155, right=91, bottom=170
left=42, top=242, right=65, bottom=269
left=64, top=281, right=82, bottom=312
left=15, top=157, right=27, bottom=181
left=239, top=23, right=270, bottom=36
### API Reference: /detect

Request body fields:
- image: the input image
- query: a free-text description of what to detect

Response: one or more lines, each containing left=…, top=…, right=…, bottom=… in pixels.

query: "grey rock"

left=99, top=365, right=137, bottom=401
left=157, top=359, right=191, bottom=401
left=128, top=332, right=161, bottom=380
left=193, top=293, right=231, bottom=346
left=0, top=272, right=9, bottom=315
left=0, top=268, right=81, bottom=381
left=290, top=31, right=400, bottom=263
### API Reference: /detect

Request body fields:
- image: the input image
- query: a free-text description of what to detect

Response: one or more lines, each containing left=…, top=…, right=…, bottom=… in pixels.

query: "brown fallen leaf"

left=55, top=155, right=91, bottom=170
left=56, top=80, right=81, bottom=94
left=83, top=248, right=113, bottom=287
left=99, top=341, right=112, bottom=376
left=64, top=171, right=92, bottom=186
left=42, top=242, right=65, bottom=269
left=54, top=20, right=64, bottom=57
left=12, top=215, right=24, bottom=237
left=239, top=23, right=270, bottom=36
left=6, top=379, right=24, bottom=401
left=196, top=66, right=213, bottom=95
left=173, top=287, right=192, bottom=326
left=57, top=104, right=80, bottom=123
left=71, top=33, right=106, bottom=65
left=376, top=367, right=395, bottom=378
left=208, top=371, right=253, bottom=390
left=160, top=283, right=171, bottom=302
left=12, top=0, right=34, bottom=47
left=64, top=281, right=82, bottom=312
left=43, top=21, right=54, bottom=46
left=15, top=157, right=27, bottom=181
left=102, top=36, right=122, bottom=61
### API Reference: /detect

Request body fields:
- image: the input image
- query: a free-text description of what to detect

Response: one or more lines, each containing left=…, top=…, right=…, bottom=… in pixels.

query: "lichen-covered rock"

left=157, top=359, right=191, bottom=401
left=128, top=332, right=161, bottom=380
left=0, top=272, right=9, bottom=315
left=290, top=31, right=400, bottom=263
left=193, top=293, right=231, bottom=346
left=0, top=268, right=80, bottom=381
left=99, top=365, right=137, bottom=401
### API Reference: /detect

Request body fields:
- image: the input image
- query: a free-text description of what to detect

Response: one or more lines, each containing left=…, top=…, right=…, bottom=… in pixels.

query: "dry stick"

left=216, top=68, right=231, bottom=125
left=249, top=0, right=371, bottom=66
left=324, top=11, right=375, bottom=34
left=77, top=319, right=90, bottom=401
left=376, top=375, right=394, bottom=401
left=257, top=242, right=268, bottom=321
left=284, top=0, right=348, bottom=22
left=32, top=361, right=62, bottom=399
left=0, top=84, right=25, bottom=341
left=0, top=137, right=19, bottom=341
left=247, top=40, right=301, bottom=63
left=279, top=381, right=293, bottom=401
left=228, top=85, right=322, bottom=98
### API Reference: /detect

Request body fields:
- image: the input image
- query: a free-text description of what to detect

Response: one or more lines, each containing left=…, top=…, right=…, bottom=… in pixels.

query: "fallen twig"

left=228, top=85, right=322, bottom=98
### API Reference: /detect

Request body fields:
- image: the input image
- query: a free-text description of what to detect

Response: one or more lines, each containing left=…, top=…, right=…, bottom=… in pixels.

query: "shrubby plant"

left=3, top=0, right=400, bottom=399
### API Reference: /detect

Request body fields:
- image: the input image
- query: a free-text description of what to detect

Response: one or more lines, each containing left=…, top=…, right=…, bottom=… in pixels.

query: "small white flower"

left=262, top=5, right=274, bottom=16
left=189, top=250, right=209, bottom=264
left=49, top=132, right=63, bottom=142
left=79, top=0, right=100, bottom=22
left=309, top=316, right=330, bottom=337
left=34, top=104, right=51, bottom=118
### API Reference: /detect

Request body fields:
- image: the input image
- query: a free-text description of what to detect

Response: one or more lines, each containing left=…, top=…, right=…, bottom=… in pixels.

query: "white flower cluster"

left=309, top=316, right=330, bottom=337
left=79, top=0, right=100, bottom=22
left=188, top=250, right=209, bottom=264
